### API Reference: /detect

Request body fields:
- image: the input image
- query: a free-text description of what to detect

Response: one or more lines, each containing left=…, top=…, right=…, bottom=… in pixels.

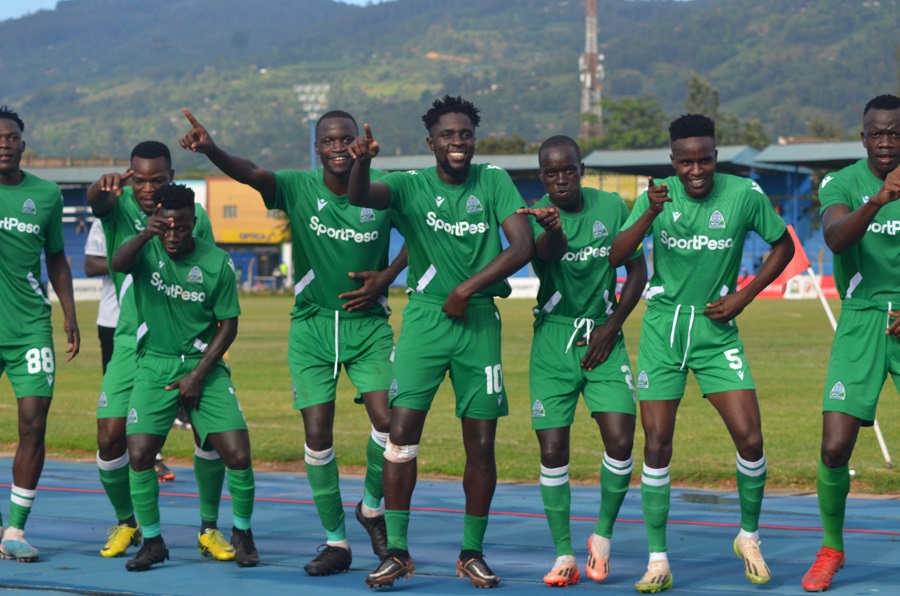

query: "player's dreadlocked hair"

left=131, top=140, right=172, bottom=167
left=669, top=114, right=716, bottom=142
left=539, top=135, right=582, bottom=163
left=864, top=94, right=900, bottom=115
left=316, top=110, right=358, bottom=137
left=421, top=95, right=481, bottom=131
left=0, top=105, right=25, bottom=132
left=153, top=183, right=195, bottom=212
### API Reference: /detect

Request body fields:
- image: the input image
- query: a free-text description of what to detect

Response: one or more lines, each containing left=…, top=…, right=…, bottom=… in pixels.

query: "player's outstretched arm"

left=166, top=317, right=238, bottom=410
left=111, top=204, right=170, bottom=273
left=704, top=230, right=794, bottom=322
left=347, top=123, right=391, bottom=209
left=87, top=170, right=133, bottom=218
left=339, top=244, right=408, bottom=312
left=84, top=255, right=109, bottom=277
left=442, top=212, right=535, bottom=320
left=610, top=177, right=668, bottom=267
left=180, top=108, right=277, bottom=204
left=46, top=249, right=80, bottom=361
left=517, top=206, right=565, bottom=261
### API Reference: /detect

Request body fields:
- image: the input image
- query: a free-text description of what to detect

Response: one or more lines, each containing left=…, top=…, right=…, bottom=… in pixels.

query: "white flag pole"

left=803, top=266, right=893, bottom=469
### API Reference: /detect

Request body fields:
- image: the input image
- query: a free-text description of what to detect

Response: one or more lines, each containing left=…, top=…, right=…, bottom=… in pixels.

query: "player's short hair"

left=0, top=105, right=25, bottom=132
left=864, top=94, right=900, bottom=115
left=539, top=135, right=582, bottom=163
left=153, top=183, right=194, bottom=212
left=316, top=110, right=358, bottom=137
left=669, top=114, right=716, bottom=142
left=422, top=95, right=481, bottom=131
left=131, top=141, right=172, bottom=167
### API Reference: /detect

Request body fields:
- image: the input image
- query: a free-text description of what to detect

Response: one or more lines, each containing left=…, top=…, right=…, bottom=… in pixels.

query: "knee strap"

left=384, top=438, right=419, bottom=463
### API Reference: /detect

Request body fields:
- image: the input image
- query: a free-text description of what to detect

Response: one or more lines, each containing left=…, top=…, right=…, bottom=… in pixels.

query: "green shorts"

left=529, top=315, right=636, bottom=430
left=635, top=306, right=756, bottom=400
left=97, top=341, right=137, bottom=420
left=0, top=335, right=56, bottom=399
left=390, top=293, right=508, bottom=420
left=823, top=308, right=900, bottom=426
left=289, top=310, right=395, bottom=410
left=126, top=354, right=247, bottom=448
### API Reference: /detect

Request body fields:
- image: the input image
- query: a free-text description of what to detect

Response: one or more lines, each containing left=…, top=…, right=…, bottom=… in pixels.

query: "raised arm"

left=46, top=249, right=80, bottom=361
left=442, top=212, right=536, bottom=319
left=111, top=204, right=169, bottom=273
left=87, top=170, right=133, bottom=218
left=610, top=177, right=670, bottom=267
left=180, top=108, right=277, bottom=204
left=347, top=123, right=392, bottom=209
left=517, top=206, right=565, bottom=261
left=822, top=165, right=900, bottom=254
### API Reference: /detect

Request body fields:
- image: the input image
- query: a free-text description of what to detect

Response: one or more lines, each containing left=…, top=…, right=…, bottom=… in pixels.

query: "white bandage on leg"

left=383, top=438, right=419, bottom=463
left=194, top=445, right=221, bottom=460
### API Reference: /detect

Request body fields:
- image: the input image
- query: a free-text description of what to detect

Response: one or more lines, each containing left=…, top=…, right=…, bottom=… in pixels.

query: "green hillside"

left=1, top=0, right=898, bottom=170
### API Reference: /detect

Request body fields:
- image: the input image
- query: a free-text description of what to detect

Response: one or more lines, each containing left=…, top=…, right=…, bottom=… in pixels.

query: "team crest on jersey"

left=389, top=378, right=399, bottom=398
left=637, top=370, right=649, bottom=389
left=466, top=195, right=483, bottom=214
left=317, top=198, right=328, bottom=212
left=360, top=207, right=376, bottom=223
left=187, top=266, right=204, bottom=283
left=829, top=382, right=846, bottom=400
left=22, top=198, right=36, bottom=215
left=98, top=392, right=108, bottom=408
left=435, top=196, right=446, bottom=208
left=708, top=210, right=726, bottom=229
left=134, top=218, right=145, bottom=232
left=592, top=220, right=608, bottom=239
left=127, top=408, right=138, bottom=424
left=531, top=400, right=546, bottom=418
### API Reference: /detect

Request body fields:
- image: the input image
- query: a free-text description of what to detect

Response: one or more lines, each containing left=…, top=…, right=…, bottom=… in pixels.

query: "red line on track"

left=12, top=484, right=900, bottom=537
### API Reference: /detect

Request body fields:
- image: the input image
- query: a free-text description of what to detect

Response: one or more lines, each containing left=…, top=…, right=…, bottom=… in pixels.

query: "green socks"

left=194, top=447, right=226, bottom=524
left=7, top=485, right=36, bottom=530
left=817, top=458, right=849, bottom=551
left=596, top=453, right=633, bottom=538
left=641, top=464, right=670, bottom=553
left=305, top=444, right=346, bottom=542
left=385, top=509, right=410, bottom=552
left=227, top=466, right=255, bottom=531
left=736, top=453, right=767, bottom=533
left=364, top=428, right=387, bottom=509
left=461, top=514, right=489, bottom=553
left=129, top=467, right=161, bottom=538
left=97, top=452, right=134, bottom=523
left=540, top=464, right=573, bottom=557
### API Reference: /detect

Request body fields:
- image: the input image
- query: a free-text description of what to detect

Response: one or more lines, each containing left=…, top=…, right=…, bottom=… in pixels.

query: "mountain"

left=1, top=0, right=898, bottom=170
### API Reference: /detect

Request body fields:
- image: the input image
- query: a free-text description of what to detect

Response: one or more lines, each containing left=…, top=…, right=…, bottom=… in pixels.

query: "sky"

left=0, top=0, right=391, bottom=22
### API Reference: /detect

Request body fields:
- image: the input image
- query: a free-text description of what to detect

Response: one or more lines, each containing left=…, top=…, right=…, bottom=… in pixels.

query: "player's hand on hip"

left=347, top=123, right=380, bottom=161
left=442, top=286, right=470, bottom=321
left=887, top=310, right=900, bottom=336
left=98, top=170, right=133, bottom=196
left=167, top=373, right=202, bottom=410
left=180, top=108, right=216, bottom=154
left=579, top=323, right=617, bottom=371
left=703, top=292, right=750, bottom=322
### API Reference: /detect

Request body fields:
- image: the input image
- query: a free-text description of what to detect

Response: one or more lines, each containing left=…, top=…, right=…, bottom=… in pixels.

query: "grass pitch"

left=4, top=292, right=898, bottom=494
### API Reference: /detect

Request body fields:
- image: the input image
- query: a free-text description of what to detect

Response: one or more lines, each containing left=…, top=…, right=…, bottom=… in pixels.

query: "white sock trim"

left=641, top=464, right=670, bottom=487
left=96, top=450, right=129, bottom=471
left=304, top=444, right=335, bottom=466
left=370, top=427, right=389, bottom=447
left=736, top=452, right=767, bottom=477
left=603, top=453, right=634, bottom=475
left=10, top=484, right=35, bottom=508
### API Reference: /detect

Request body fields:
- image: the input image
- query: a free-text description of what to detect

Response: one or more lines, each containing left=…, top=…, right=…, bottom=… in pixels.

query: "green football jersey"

left=127, top=236, right=240, bottom=357
left=99, top=187, right=214, bottom=347
left=530, top=188, right=642, bottom=321
left=819, top=159, right=900, bottom=307
left=622, top=173, right=786, bottom=310
left=384, top=163, right=526, bottom=298
left=0, top=172, right=65, bottom=344
left=269, top=169, right=393, bottom=319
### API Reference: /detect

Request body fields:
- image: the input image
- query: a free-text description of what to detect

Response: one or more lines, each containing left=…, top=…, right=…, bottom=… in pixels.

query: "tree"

left=581, top=96, right=669, bottom=152
left=477, top=134, right=537, bottom=154
left=684, top=72, right=768, bottom=148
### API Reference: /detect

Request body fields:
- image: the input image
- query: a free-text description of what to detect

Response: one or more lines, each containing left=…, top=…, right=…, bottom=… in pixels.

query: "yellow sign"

left=207, top=177, right=288, bottom=244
